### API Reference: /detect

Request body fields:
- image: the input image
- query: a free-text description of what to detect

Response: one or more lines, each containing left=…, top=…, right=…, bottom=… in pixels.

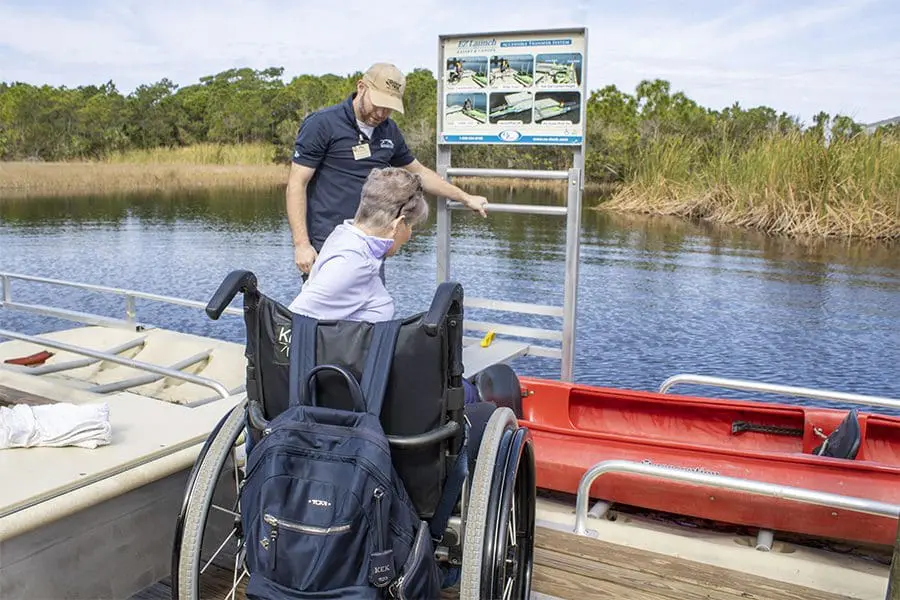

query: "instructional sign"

left=438, top=29, right=586, bottom=146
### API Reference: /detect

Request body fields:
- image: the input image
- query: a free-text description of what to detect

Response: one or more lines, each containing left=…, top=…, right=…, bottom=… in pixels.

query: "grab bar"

left=658, top=374, right=900, bottom=412
left=573, top=459, right=900, bottom=537
left=0, top=271, right=243, bottom=327
left=0, top=329, right=232, bottom=400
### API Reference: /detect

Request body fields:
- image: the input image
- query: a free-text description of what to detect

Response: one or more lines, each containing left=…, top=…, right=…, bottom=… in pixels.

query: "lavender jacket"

left=288, top=220, right=395, bottom=322
left=288, top=220, right=481, bottom=405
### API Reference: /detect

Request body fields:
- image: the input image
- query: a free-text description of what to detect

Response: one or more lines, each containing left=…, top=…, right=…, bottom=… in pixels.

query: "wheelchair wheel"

left=172, top=399, right=249, bottom=600
left=460, top=407, right=536, bottom=599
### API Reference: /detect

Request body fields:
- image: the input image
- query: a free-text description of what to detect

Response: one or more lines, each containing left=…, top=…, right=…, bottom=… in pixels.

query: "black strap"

left=731, top=421, right=803, bottom=437
left=288, top=314, right=318, bottom=407
left=359, top=320, right=402, bottom=417
left=429, top=419, right=468, bottom=542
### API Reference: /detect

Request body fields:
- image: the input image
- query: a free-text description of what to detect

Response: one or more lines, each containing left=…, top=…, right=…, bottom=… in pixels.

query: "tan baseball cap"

left=362, top=63, right=406, bottom=114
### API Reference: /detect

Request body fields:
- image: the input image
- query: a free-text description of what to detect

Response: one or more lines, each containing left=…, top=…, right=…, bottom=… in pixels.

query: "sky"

left=0, top=0, right=898, bottom=125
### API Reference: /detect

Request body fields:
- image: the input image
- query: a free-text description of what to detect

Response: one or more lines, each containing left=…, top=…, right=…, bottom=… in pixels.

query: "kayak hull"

left=519, top=376, right=900, bottom=546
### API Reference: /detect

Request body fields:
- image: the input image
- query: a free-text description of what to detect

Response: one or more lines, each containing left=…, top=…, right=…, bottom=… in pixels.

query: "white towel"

left=0, top=402, right=111, bottom=449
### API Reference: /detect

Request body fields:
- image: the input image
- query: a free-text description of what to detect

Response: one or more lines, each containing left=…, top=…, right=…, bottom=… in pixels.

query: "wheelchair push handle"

left=423, top=281, right=464, bottom=337
left=205, top=270, right=259, bottom=320
left=303, top=364, right=368, bottom=413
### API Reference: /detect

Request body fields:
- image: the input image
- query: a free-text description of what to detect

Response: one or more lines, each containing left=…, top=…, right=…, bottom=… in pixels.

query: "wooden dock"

left=133, top=525, right=861, bottom=600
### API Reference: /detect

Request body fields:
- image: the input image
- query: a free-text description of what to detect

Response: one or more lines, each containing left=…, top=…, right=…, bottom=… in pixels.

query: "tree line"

left=1, top=66, right=896, bottom=186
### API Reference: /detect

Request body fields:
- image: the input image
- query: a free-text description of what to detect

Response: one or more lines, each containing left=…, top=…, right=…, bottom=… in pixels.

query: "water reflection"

left=1, top=186, right=898, bottom=414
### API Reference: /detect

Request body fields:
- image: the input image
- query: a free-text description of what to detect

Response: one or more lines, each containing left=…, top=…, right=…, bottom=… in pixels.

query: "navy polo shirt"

left=292, top=94, right=415, bottom=250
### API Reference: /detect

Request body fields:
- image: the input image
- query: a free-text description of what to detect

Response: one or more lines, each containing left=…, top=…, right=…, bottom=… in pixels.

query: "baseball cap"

left=362, top=63, right=406, bottom=114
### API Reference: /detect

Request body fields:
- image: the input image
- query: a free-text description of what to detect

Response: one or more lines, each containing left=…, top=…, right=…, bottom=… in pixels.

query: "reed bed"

left=104, top=143, right=277, bottom=166
left=0, top=162, right=289, bottom=198
left=602, top=132, right=900, bottom=240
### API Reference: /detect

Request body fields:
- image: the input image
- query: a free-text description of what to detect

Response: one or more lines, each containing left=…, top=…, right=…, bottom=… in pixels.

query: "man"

left=286, top=62, right=489, bottom=275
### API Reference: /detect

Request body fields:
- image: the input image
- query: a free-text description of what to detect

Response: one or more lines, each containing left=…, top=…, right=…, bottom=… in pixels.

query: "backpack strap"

left=288, top=313, right=319, bottom=407
left=359, top=319, right=402, bottom=417
left=429, top=419, right=468, bottom=542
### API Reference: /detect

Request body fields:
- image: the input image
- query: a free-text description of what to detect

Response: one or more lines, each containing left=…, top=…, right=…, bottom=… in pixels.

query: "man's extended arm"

left=402, top=159, right=488, bottom=217
left=285, top=162, right=319, bottom=273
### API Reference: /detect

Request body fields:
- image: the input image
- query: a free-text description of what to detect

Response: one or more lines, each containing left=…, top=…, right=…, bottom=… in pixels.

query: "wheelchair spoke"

left=210, top=504, right=240, bottom=518
left=503, top=576, right=514, bottom=600
left=227, top=567, right=248, bottom=600
left=508, top=499, right=517, bottom=547
left=200, top=527, right=237, bottom=574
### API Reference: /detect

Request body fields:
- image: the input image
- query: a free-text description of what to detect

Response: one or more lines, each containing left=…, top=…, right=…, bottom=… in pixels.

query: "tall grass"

left=105, top=142, right=277, bottom=165
left=1, top=143, right=287, bottom=198
left=603, top=132, right=900, bottom=240
left=0, top=162, right=288, bottom=198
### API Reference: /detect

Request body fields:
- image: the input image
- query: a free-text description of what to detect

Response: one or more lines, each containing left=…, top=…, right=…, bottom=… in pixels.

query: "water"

left=2, top=185, right=899, bottom=415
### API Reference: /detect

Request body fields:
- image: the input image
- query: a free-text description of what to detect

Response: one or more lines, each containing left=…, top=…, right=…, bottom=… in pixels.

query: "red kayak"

left=516, top=376, right=900, bottom=546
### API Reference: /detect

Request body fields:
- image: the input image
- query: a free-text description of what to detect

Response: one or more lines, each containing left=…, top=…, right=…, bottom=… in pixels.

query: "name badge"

left=352, top=143, right=371, bottom=160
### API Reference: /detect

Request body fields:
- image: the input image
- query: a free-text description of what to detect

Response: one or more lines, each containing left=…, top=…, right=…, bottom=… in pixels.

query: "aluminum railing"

left=0, top=271, right=242, bottom=329
left=434, top=165, right=583, bottom=380
left=573, top=459, right=900, bottom=537
left=658, top=374, right=900, bottom=412
left=0, top=328, right=232, bottom=401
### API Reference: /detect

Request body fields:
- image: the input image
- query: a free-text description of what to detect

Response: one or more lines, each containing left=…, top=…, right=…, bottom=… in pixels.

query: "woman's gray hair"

left=354, top=167, right=428, bottom=231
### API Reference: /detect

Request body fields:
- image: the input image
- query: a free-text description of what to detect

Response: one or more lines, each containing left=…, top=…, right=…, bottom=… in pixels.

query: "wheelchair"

left=170, top=270, right=536, bottom=599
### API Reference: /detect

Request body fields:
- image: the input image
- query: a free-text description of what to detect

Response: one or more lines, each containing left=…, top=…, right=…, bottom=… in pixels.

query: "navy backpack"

left=240, top=314, right=443, bottom=599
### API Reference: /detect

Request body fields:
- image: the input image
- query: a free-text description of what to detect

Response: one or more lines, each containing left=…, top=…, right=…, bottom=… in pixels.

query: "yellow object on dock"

left=480, top=330, right=495, bottom=348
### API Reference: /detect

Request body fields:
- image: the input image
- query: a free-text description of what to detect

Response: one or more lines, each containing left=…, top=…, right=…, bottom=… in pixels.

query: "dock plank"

left=532, top=526, right=856, bottom=600
left=133, top=526, right=859, bottom=600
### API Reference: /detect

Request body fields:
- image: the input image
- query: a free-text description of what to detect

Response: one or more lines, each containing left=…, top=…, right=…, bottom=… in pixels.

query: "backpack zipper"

left=245, top=444, right=395, bottom=496
left=261, top=420, right=391, bottom=454
left=369, top=487, right=395, bottom=587
left=373, top=488, right=388, bottom=553
left=389, top=575, right=405, bottom=599
left=262, top=513, right=352, bottom=572
left=263, top=513, right=352, bottom=535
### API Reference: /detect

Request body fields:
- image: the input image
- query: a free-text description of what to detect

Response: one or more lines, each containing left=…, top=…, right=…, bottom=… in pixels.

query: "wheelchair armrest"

left=386, top=421, right=461, bottom=448
left=247, top=399, right=269, bottom=430
left=423, top=281, right=464, bottom=336
left=205, top=270, right=258, bottom=320
left=248, top=399, right=460, bottom=448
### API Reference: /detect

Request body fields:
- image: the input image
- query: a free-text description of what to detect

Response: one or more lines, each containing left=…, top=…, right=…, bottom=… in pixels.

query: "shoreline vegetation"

left=1, top=69, right=898, bottom=240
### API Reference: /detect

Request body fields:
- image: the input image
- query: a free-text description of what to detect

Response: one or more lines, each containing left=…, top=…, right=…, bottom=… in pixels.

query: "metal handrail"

left=573, top=459, right=900, bottom=536
left=4, top=337, right=148, bottom=375
left=436, top=166, right=582, bottom=381
left=658, top=374, right=900, bottom=411
left=445, top=167, right=569, bottom=180
left=0, top=272, right=243, bottom=326
left=0, top=328, right=232, bottom=400
left=447, top=201, right=567, bottom=216
left=464, top=297, right=564, bottom=318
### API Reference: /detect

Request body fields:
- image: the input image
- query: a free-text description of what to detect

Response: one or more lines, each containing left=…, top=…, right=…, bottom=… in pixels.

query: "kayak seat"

left=470, top=363, right=523, bottom=419
left=812, top=408, right=861, bottom=459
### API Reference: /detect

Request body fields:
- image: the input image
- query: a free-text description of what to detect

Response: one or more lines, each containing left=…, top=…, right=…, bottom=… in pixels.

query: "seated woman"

left=289, top=166, right=472, bottom=590
left=288, top=166, right=480, bottom=405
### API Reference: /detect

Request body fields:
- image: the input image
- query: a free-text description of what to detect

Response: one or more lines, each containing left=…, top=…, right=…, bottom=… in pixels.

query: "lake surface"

left=1, top=184, right=899, bottom=415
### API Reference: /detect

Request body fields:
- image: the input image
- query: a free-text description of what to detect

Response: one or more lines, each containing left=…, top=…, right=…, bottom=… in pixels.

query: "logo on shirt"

left=379, top=139, right=394, bottom=149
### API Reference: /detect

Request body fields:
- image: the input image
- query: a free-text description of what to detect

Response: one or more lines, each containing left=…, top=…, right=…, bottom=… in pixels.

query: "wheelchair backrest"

left=241, top=289, right=458, bottom=517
